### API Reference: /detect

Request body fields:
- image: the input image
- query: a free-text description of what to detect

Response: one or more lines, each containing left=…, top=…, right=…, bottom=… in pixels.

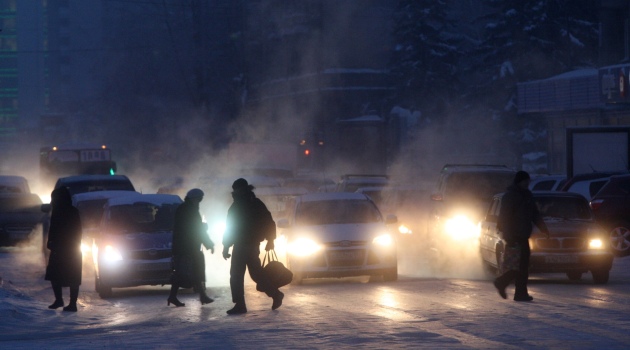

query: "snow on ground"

left=1, top=242, right=630, bottom=349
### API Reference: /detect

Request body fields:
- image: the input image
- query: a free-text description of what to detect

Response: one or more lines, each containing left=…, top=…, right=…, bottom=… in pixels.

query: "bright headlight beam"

left=444, top=215, right=480, bottom=240
left=398, top=225, right=412, bottom=235
left=373, top=234, right=393, bottom=246
left=288, top=238, right=321, bottom=257
left=588, top=239, right=604, bottom=249
left=104, top=245, right=123, bottom=261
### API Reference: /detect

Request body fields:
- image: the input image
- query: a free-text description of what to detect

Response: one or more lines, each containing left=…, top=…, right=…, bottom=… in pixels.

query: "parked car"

left=590, top=174, right=630, bottom=256
left=0, top=193, right=44, bottom=246
left=93, top=193, right=182, bottom=298
left=335, top=174, right=391, bottom=193
left=428, top=164, right=516, bottom=250
left=559, top=172, right=622, bottom=201
left=480, top=191, right=613, bottom=284
left=277, top=192, right=398, bottom=284
left=529, top=175, right=567, bottom=192
left=0, top=175, right=31, bottom=194
left=282, top=176, right=335, bottom=193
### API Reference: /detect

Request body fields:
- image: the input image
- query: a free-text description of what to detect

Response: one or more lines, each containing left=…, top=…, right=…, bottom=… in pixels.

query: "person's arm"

left=533, top=205, right=551, bottom=238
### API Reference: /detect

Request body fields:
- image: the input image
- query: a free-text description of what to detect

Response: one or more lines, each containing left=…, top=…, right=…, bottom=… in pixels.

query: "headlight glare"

left=288, top=238, right=321, bottom=257
left=444, top=215, right=480, bottom=240
left=373, top=234, right=393, bottom=246
left=398, top=225, right=412, bottom=235
left=104, top=245, right=123, bottom=261
left=588, top=238, right=604, bottom=250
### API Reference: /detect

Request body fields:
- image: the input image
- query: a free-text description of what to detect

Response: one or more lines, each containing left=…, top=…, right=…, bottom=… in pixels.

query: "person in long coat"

left=222, top=178, right=282, bottom=315
left=493, top=171, right=550, bottom=302
left=168, top=188, right=214, bottom=307
left=45, top=186, right=82, bottom=312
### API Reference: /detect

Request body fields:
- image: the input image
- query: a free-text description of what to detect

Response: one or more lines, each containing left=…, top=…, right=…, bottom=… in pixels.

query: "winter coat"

left=223, top=189, right=275, bottom=248
left=497, top=184, right=547, bottom=244
left=45, top=188, right=82, bottom=287
left=171, top=200, right=213, bottom=283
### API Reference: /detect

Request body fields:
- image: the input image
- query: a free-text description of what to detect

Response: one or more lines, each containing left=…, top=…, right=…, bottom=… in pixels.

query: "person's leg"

left=63, top=286, right=79, bottom=312
left=48, top=282, right=64, bottom=309
left=227, top=245, right=248, bottom=314
left=514, top=243, right=531, bottom=300
left=247, top=247, right=283, bottom=309
left=167, top=282, right=185, bottom=307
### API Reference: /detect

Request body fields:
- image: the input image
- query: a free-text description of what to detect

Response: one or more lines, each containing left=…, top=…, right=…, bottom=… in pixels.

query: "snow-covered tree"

left=389, top=0, right=463, bottom=119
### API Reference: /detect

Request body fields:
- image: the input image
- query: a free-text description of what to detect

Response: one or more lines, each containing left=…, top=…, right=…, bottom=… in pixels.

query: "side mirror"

left=385, top=214, right=397, bottom=224
left=277, top=218, right=290, bottom=228
left=41, top=204, right=51, bottom=213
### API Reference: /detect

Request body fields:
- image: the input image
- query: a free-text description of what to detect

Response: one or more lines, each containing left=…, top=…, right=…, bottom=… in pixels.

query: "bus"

left=39, top=143, right=117, bottom=185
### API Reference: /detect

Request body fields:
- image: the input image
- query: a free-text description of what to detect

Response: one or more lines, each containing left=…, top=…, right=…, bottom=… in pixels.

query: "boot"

left=226, top=302, right=247, bottom=315
left=271, top=291, right=284, bottom=310
left=493, top=280, right=507, bottom=300
left=63, top=302, right=77, bottom=312
left=200, top=293, right=214, bottom=305
left=167, top=296, right=185, bottom=307
left=48, top=299, right=64, bottom=309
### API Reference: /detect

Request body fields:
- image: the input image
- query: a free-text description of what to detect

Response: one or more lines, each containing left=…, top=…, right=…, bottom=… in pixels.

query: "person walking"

left=45, top=187, right=82, bottom=312
left=168, top=188, right=215, bottom=307
left=493, top=171, right=550, bottom=302
left=222, top=178, right=283, bottom=315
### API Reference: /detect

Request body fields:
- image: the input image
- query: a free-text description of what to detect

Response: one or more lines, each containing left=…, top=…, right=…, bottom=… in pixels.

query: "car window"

left=534, top=197, right=592, bottom=220
left=296, top=199, right=382, bottom=226
left=0, top=195, right=42, bottom=213
left=63, top=180, right=135, bottom=195
left=444, top=172, right=514, bottom=200
left=76, top=199, right=108, bottom=230
left=589, top=180, right=608, bottom=198
left=108, top=203, right=178, bottom=233
left=532, top=180, right=555, bottom=191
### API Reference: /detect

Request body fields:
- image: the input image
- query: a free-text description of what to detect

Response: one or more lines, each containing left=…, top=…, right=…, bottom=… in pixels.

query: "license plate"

left=329, top=250, right=364, bottom=261
left=545, top=255, right=578, bottom=264
left=137, top=262, right=171, bottom=271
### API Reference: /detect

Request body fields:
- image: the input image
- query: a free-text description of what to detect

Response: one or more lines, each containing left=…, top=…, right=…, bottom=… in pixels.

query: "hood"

left=532, top=220, right=597, bottom=239
left=291, top=223, right=389, bottom=243
left=103, top=231, right=172, bottom=251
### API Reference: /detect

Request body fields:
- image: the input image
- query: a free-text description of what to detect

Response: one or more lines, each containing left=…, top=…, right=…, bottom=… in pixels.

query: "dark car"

left=590, top=174, right=630, bottom=256
left=480, top=192, right=613, bottom=284
left=0, top=193, right=44, bottom=246
left=54, top=174, right=136, bottom=196
left=93, top=193, right=182, bottom=298
left=428, top=164, right=516, bottom=253
left=559, top=172, right=622, bottom=201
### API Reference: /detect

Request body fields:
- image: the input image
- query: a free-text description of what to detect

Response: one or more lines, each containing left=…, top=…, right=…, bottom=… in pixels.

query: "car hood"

left=532, top=219, right=597, bottom=239
left=290, top=223, right=389, bottom=243
left=101, top=231, right=172, bottom=251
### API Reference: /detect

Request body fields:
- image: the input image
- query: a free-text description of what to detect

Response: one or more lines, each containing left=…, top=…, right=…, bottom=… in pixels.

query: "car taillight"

left=590, top=199, right=604, bottom=211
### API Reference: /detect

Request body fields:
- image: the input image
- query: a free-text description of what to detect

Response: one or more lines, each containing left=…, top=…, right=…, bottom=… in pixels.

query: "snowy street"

left=1, top=246, right=630, bottom=349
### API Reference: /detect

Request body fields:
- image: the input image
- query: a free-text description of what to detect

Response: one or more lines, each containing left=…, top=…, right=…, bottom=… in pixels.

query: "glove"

left=265, top=240, right=275, bottom=251
left=222, top=247, right=231, bottom=260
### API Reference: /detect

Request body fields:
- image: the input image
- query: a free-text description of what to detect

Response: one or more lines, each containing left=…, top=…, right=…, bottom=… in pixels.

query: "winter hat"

left=232, top=178, right=250, bottom=191
left=185, top=188, right=204, bottom=199
left=513, top=171, right=531, bottom=185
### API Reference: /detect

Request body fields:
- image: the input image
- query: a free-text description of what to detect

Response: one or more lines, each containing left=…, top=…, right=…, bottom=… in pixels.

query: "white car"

left=277, top=192, right=398, bottom=284
left=93, top=193, right=182, bottom=298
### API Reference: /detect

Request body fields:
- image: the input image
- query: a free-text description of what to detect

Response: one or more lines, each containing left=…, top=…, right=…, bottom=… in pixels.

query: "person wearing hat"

left=493, top=171, right=550, bottom=302
left=222, top=178, right=283, bottom=315
left=168, top=188, right=215, bottom=307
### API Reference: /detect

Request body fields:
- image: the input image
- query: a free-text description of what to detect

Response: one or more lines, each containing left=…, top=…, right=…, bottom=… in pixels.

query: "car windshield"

left=445, top=172, right=514, bottom=200
left=108, top=202, right=178, bottom=233
left=65, top=181, right=134, bottom=195
left=0, top=195, right=41, bottom=213
left=296, top=199, right=382, bottom=226
left=259, top=195, right=300, bottom=220
left=535, top=196, right=592, bottom=220
left=76, top=199, right=108, bottom=230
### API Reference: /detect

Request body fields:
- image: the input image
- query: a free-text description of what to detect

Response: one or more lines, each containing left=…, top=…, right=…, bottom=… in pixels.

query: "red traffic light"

left=304, top=149, right=310, bottom=156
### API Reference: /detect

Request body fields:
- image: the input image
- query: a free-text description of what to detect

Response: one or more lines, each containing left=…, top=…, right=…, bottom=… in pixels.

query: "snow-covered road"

left=2, top=246, right=630, bottom=349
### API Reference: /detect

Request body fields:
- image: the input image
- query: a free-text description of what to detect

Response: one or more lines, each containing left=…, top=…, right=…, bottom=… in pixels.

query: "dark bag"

left=259, top=250, right=293, bottom=289
left=500, top=243, right=521, bottom=273
left=171, top=254, right=195, bottom=288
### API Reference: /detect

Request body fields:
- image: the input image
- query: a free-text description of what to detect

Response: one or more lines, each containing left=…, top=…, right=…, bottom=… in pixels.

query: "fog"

left=0, top=1, right=540, bottom=286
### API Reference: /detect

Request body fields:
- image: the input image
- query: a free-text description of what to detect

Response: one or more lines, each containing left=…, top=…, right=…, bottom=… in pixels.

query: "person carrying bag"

left=258, top=250, right=293, bottom=291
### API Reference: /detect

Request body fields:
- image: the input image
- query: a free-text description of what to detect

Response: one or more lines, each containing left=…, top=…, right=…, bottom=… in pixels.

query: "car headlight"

left=287, top=238, right=321, bottom=257
left=588, top=238, right=604, bottom=250
left=398, top=225, right=412, bottom=235
left=444, top=215, right=480, bottom=240
left=373, top=234, right=393, bottom=246
left=81, top=242, right=91, bottom=255
left=103, top=245, right=123, bottom=262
